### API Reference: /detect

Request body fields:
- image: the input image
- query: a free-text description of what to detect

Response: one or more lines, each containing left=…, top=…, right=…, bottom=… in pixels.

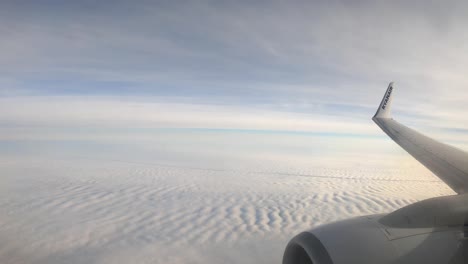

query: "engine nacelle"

left=283, top=214, right=467, bottom=264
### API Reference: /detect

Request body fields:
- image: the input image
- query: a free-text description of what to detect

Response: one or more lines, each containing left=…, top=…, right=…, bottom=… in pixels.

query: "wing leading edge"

left=373, top=83, right=468, bottom=194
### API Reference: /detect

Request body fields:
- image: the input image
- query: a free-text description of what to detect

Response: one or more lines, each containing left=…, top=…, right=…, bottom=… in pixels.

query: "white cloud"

left=0, top=96, right=378, bottom=139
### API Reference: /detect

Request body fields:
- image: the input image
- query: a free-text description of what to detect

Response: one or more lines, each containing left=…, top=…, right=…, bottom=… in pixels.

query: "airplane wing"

left=283, top=83, right=468, bottom=264
left=373, top=82, right=468, bottom=194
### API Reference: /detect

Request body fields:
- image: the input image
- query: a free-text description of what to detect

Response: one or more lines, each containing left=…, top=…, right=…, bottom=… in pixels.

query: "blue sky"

left=2, top=0, right=468, bottom=148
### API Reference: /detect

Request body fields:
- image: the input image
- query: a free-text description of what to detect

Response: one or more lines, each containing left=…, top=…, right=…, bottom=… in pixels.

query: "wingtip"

left=373, top=82, right=394, bottom=119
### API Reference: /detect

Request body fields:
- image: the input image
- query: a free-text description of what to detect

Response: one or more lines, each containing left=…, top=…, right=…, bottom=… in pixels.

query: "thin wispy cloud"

left=1, top=0, right=468, bottom=141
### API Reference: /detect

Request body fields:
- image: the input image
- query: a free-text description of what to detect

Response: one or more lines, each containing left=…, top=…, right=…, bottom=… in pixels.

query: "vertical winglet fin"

left=373, top=82, right=394, bottom=119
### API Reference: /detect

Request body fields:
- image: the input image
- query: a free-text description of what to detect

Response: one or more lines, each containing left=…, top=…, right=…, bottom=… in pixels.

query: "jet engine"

left=283, top=195, right=468, bottom=264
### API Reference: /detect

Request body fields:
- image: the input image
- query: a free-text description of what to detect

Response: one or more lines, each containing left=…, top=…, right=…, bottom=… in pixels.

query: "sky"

left=2, top=0, right=468, bottom=149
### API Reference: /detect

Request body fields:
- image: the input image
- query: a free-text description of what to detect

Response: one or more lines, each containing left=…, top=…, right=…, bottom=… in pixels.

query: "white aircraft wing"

left=373, top=82, right=468, bottom=194
left=283, top=83, right=468, bottom=264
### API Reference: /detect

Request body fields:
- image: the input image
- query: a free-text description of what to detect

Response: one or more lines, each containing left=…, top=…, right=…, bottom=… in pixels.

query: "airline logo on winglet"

left=381, top=85, right=393, bottom=110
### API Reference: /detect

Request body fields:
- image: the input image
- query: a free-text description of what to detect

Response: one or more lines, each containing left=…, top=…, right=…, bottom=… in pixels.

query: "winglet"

left=373, top=82, right=394, bottom=119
